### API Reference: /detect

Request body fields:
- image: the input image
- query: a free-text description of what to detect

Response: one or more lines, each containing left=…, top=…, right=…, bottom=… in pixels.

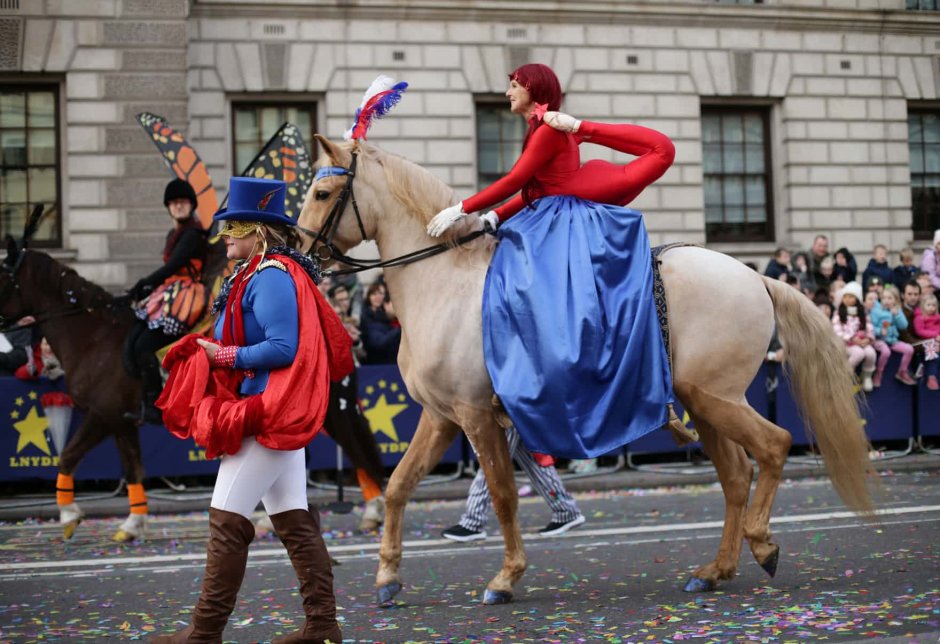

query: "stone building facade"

left=1, top=0, right=938, bottom=286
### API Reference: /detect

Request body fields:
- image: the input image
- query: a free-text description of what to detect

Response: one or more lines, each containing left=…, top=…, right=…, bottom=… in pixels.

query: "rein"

left=0, top=251, right=127, bottom=332
left=304, top=152, right=486, bottom=277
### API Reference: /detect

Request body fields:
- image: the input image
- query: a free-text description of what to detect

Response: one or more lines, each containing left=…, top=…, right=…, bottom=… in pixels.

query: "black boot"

left=124, top=359, right=164, bottom=425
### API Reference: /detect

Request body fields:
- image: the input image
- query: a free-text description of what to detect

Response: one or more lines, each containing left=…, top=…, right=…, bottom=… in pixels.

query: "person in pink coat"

left=913, top=293, right=940, bottom=391
left=920, top=229, right=940, bottom=293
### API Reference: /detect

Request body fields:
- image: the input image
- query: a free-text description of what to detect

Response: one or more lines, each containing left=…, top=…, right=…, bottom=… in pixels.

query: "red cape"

left=156, top=257, right=353, bottom=458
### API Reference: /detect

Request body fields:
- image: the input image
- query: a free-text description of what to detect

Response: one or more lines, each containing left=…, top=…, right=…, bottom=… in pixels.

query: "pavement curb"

left=1, top=452, right=937, bottom=523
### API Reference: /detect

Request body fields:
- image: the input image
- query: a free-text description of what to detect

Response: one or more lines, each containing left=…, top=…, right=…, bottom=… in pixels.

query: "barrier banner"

left=306, top=364, right=463, bottom=471
left=776, top=352, right=913, bottom=445
left=0, top=377, right=220, bottom=481
left=625, top=362, right=770, bottom=455
left=917, top=372, right=940, bottom=439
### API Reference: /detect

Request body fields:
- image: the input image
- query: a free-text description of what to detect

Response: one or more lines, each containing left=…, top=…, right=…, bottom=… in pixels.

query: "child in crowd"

left=833, top=247, right=858, bottom=283
left=861, top=290, right=891, bottom=387
left=791, top=252, right=813, bottom=292
left=867, top=276, right=885, bottom=299
left=863, top=244, right=893, bottom=291
left=817, top=256, right=835, bottom=291
left=813, top=292, right=833, bottom=320
left=914, top=293, right=940, bottom=391
left=764, top=247, right=791, bottom=281
left=870, top=285, right=916, bottom=386
left=833, top=281, right=878, bottom=393
left=916, top=271, right=935, bottom=298
left=893, top=247, right=918, bottom=290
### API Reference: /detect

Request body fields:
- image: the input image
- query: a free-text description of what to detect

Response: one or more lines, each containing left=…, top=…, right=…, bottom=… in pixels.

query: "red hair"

left=509, top=63, right=563, bottom=206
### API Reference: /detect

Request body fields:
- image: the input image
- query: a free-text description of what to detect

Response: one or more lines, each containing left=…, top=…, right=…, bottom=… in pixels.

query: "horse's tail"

left=761, top=276, right=876, bottom=518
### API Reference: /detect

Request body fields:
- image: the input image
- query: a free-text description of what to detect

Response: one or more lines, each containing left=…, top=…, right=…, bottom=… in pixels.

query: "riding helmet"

left=163, top=178, right=198, bottom=210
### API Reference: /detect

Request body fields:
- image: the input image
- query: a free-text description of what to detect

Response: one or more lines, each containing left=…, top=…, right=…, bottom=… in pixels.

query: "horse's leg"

left=56, top=412, right=111, bottom=539
left=112, top=425, right=148, bottom=543
left=677, top=382, right=792, bottom=578
left=470, top=423, right=527, bottom=605
left=681, top=413, right=753, bottom=592
left=376, top=410, right=459, bottom=606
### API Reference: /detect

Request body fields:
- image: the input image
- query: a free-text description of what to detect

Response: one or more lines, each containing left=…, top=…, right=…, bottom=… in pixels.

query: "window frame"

left=700, top=102, right=776, bottom=244
left=473, top=96, right=526, bottom=191
left=229, top=97, right=319, bottom=176
left=0, top=80, right=63, bottom=248
left=908, top=105, right=940, bottom=241
left=906, top=0, right=939, bottom=10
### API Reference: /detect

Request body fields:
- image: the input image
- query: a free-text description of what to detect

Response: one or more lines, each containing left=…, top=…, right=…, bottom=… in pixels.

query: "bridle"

left=0, top=248, right=116, bottom=333
left=302, top=151, right=486, bottom=277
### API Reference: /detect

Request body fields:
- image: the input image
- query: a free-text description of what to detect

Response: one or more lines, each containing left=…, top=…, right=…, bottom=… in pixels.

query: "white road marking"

left=1, top=503, right=936, bottom=575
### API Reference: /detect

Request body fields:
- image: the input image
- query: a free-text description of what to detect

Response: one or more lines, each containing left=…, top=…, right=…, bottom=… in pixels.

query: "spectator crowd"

left=761, top=229, right=940, bottom=393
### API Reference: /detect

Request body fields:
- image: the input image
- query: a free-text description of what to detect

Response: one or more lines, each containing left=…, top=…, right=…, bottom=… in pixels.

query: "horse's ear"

left=22, top=204, right=45, bottom=247
left=4, top=235, right=18, bottom=267
left=314, top=134, right=350, bottom=166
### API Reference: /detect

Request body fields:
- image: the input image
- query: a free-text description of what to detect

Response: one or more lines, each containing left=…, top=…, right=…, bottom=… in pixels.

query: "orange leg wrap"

left=127, top=483, right=148, bottom=515
left=356, top=468, right=382, bottom=502
left=56, top=473, right=74, bottom=506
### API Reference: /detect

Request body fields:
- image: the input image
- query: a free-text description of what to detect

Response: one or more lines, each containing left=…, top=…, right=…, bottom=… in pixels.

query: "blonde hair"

left=921, top=293, right=939, bottom=311
left=899, top=247, right=914, bottom=262
left=881, top=284, right=900, bottom=305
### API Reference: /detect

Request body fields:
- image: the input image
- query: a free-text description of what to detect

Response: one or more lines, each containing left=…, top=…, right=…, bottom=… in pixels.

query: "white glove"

left=479, top=211, right=500, bottom=232
left=427, top=202, right=466, bottom=237
left=543, top=111, right=581, bottom=133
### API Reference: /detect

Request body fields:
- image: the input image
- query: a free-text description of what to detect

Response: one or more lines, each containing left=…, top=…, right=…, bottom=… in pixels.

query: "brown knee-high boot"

left=269, top=508, right=342, bottom=644
left=152, top=508, right=255, bottom=643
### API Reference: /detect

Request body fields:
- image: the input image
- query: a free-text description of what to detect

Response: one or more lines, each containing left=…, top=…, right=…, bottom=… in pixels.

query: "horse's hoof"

left=683, top=576, right=716, bottom=593
left=377, top=582, right=402, bottom=607
left=112, top=529, right=137, bottom=543
left=759, top=545, right=780, bottom=578
left=62, top=518, right=82, bottom=541
left=483, top=589, right=513, bottom=605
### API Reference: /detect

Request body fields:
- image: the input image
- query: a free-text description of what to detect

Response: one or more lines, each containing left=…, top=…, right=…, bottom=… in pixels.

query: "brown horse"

left=299, top=135, right=877, bottom=605
left=1, top=220, right=386, bottom=542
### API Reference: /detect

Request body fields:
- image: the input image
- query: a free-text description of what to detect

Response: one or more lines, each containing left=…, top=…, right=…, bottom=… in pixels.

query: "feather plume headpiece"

left=344, top=75, right=408, bottom=141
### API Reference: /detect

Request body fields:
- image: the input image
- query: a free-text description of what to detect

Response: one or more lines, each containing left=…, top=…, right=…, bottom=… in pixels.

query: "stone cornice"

left=190, top=1, right=940, bottom=35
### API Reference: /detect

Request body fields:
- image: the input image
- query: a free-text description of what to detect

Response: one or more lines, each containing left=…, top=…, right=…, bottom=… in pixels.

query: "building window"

left=907, top=0, right=938, bottom=10
left=909, top=109, right=940, bottom=240
left=476, top=101, right=525, bottom=190
left=231, top=102, right=316, bottom=174
left=702, top=106, right=774, bottom=242
left=0, top=84, right=61, bottom=246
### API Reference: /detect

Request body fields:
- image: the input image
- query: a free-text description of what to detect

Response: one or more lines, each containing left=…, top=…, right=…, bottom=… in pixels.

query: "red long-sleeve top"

left=462, top=121, right=676, bottom=220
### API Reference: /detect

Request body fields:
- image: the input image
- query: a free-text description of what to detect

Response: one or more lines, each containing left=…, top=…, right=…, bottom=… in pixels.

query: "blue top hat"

left=214, top=177, right=295, bottom=226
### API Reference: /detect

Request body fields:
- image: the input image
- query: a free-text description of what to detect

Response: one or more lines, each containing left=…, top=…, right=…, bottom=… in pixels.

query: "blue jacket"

left=870, top=300, right=908, bottom=345
left=862, top=259, right=893, bottom=291
left=215, top=264, right=299, bottom=395
left=892, top=264, right=918, bottom=290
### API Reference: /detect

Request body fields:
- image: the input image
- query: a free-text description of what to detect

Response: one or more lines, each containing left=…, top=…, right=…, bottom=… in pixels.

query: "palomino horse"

left=0, top=219, right=386, bottom=542
left=299, top=134, right=876, bottom=604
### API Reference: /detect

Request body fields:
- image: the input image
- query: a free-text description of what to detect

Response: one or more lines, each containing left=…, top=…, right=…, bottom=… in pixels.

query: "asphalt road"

left=0, top=470, right=938, bottom=643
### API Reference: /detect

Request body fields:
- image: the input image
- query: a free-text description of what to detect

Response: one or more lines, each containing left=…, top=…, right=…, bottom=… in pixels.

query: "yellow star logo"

left=14, top=397, right=23, bottom=407
left=27, top=391, right=37, bottom=400
left=363, top=394, right=408, bottom=443
left=10, top=410, right=19, bottom=420
left=13, top=406, right=50, bottom=455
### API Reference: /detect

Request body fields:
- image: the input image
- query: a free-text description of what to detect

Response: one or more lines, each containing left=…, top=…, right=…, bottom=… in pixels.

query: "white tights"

left=210, top=437, right=308, bottom=519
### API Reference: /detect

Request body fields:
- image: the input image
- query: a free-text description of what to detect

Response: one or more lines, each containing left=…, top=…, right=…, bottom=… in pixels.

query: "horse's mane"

left=25, top=250, right=131, bottom=321
left=356, top=143, right=456, bottom=225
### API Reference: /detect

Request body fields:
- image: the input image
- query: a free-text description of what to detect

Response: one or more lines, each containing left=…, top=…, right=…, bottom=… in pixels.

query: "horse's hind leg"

left=376, top=410, right=459, bottom=606
left=112, top=426, right=147, bottom=543
left=679, top=382, right=792, bottom=578
left=56, top=413, right=111, bottom=539
left=682, top=414, right=753, bottom=592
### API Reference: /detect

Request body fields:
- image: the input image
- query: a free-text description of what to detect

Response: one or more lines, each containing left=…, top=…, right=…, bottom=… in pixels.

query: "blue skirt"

left=482, top=195, right=673, bottom=459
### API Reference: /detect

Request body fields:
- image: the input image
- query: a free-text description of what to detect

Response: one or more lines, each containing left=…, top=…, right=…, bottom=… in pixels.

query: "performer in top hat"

left=154, top=176, right=352, bottom=644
